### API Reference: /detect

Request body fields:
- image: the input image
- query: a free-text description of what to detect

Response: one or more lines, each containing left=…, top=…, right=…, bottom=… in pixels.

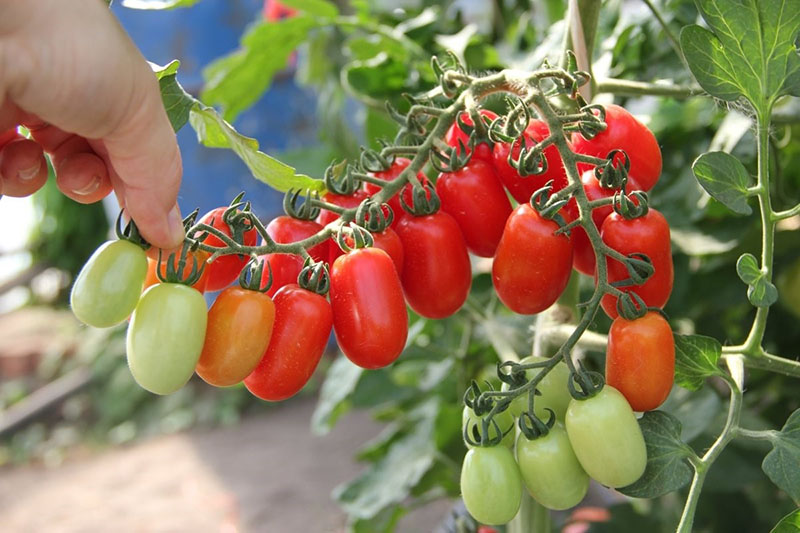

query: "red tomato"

left=244, top=284, right=332, bottom=401
left=492, top=203, right=573, bottom=314
left=330, top=248, right=408, bottom=368
left=571, top=104, right=662, bottom=191
left=492, top=119, right=568, bottom=204
left=570, top=171, right=643, bottom=276
left=263, top=0, right=297, bottom=20
left=143, top=249, right=210, bottom=293
left=606, top=311, right=675, bottom=411
left=261, top=216, right=328, bottom=296
left=444, top=110, right=498, bottom=161
left=363, top=158, right=428, bottom=229
left=316, top=190, right=369, bottom=265
left=198, top=207, right=258, bottom=292
left=372, top=228, right=404, bottom=277
left=196, top=287, right=276, bottom=387
left=395, top=211, right=472, bottom=318
left=436, top=159, right=512, bottom=257
left=598, top=208, right=673, bottom=319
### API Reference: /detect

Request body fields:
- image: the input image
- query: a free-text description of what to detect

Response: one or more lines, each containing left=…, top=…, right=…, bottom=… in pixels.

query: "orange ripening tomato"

left=244, top=284, right=332, bottom=401
left=196, top=286, right=276, bottom=387
left=143, top=249, right=210, bottom=293
left=606, top=311, right=675, bottom=411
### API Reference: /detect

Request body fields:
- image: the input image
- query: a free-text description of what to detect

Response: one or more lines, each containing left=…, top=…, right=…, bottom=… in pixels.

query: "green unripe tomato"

left=565, top=385, right=647, bottom=488
left=502, top=356, right=572, bottom=420
left=70, top=240, right=148, bottom=328
left=127, top=283, right=208, bottom=395
left=461, top=445, right=522, bottom=525
left=463, top=404, right=515, bottom=448
left=515, top=423, right=589, bottom=510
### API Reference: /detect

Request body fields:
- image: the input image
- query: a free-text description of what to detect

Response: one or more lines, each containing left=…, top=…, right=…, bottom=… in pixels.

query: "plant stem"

left=509, top=492, right=551, bottom=533
left=596, top=78, right=703, bottom=98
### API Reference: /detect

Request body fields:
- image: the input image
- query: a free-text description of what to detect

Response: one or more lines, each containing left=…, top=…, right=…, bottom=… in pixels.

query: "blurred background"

left=2, top=0, right=800, bottom=532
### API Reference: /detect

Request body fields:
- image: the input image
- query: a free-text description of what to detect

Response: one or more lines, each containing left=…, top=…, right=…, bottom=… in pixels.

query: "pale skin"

left=0, top=0, right=185, bottom=249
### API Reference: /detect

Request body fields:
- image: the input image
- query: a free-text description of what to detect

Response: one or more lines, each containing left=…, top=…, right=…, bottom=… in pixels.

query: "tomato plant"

left=515, top=424, right=589, bottom=510
left=143, top=248, right=210, bottom=293
left=565, top=385, right=647, bottom=488
left=436, top=159, right=512, bottom=257
left=330, top=247, right=408, bottom=368
left=262, top=216, right=327, bottom=296
left=606, top=311, right=675, bottom=412
left=362, top=157, right=428, bottom=229
left=462, top=404, right=515, bottom=449
left=317, top=190, right=369, bottom=265
left=244, top=283, right=332, bottom=401
left=197, top=206, right=258, bottom=292
left=492, top=203, right=573, bottom=314
left=460, top=445, right=522, bottom=526
left=444, top=110, right=498, bottom=162
left=504, top=356, right=572, bottom=421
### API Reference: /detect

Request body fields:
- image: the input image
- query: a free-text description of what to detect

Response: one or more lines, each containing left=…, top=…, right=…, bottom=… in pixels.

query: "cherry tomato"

left=245, top=284, right=332, bottom=401
left=143, top=249, right=210, bottom=293
left=571, top=104, right=662, bottom=191
left=371, top=228, right=404, bottom=277
left=570, top=171, right=643, bottom=276
left=396, top=211, right=471, bottom=319
left=196, top=286, right=276, bottom=387
left=461, top=445, right=522, bottom=526
left=515, top=424, right=589, bottom=510
left=363, top=158, right=428, bottom=229
left=565, top=385, right=647, bottom=488
left=316, top=190, right=369, bottom=265
left=598, top=208, right=673, bottom=319
left=330, top=247, right=408, bottom=368
left=504, top=356, right=572, bottom=421
left=463, top=405, right=515, bottom=449
left=71, top=240, right=148, bottom=328
left=197, top=207, right=258, bottom=292
left=492, top=119, right=568, bottom=204
left=127, top=283, right=208, bottom=395
left=492, top=203, right=573, bottom=314
left=436, top=159, right=512, bottom=257
left=261, top=216, right=328, bottom=296
left=444, top=110, right=498, bottom=162
left=606, top=311, right=674, bottom=411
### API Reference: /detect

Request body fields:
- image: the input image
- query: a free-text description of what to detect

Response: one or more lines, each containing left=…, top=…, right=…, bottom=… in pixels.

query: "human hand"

left=0, top=0, right=185, bottom=249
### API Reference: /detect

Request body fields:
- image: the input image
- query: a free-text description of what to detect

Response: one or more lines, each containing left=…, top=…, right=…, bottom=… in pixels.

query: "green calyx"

left=324, top=160, right=361, bottom=195
left=114, top=210, right=150, bottom=250
left=355, top=199, right=393, bottom=233
left=238, top=257, right=271, bottom=293
left=155, top=241, right=205, bottom=286
left=400, top=181, right=440, bottom=217
left=297, top=259, right=330, bottom=296
left=567, top=362, right=604, bottom=401
left=284, top=188, right=321, bottom=220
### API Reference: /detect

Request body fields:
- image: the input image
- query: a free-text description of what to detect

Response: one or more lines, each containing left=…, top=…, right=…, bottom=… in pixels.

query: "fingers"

left=0, top=138, right=48, bottom=197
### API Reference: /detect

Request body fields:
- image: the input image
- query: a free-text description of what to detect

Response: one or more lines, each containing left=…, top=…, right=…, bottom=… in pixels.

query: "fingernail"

left=18, top=161, right=42, bottom=182
left=167, top=205, right=185, bottom=245
left=72, top=175, right=101, bottom=196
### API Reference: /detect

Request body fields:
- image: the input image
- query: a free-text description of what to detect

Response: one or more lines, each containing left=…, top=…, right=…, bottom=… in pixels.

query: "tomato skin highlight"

left=461, top=445, right=522, bottom=526
left=126, top=283, right=208, bottom=395
left=262, top=216, right=328, bottom=296
left=436, top=159, right=512, bottom=257
left=444, top=110, right=498, bottom=162
left=330, top=247, right=408, bottom=369
left=598, top=208, right=673, bottom=319
left=492, top=203, right=573, bottom=314
left=396, top=211, right=472, bottom=319
left=504, top=356, right=572, bottom=421
left=244, top=284, right=332, bottom=401
left=515, top=424, right=589, bottom=510
left=196, top=287, right=276, bottom=387
left=143, top=249, right=210, bottom=293
left=606, top=311, right=675, bottom=411
left=71, top=240, right=148, bottom=328
left=492, top=119, right=568, bottom=204
left=571, top=104, right=662, bottom=191
left=198, top=207, right=258, bottom=292
left=462, top=405, right=515, bottom=448
left=565, top=385, right=647, bottom=488
left=570, top=171, right=643, bottom=276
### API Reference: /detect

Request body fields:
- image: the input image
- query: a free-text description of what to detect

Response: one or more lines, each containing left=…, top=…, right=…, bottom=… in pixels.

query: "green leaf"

left=763, top=409, right=800, bottom=505
left=121, top=0, right=200, bottom=9
left=311, top=356, right=364, bottom=435
left=673, top=334, right=723, bottom=391
left=618, top=411, right=695, bottom=498
left=737, top=253, right=779, bottom=307
left=202, top=17, right=317, bottom=121
left=691, top=152, right=752, bottom=215
left=157, top=73, right=195, bottom=133
left=151, top=60, right=181, bottom=80
left=279, top=0, right=338, bottom=18
left=771, top=509, right=800, bottom=533
left=680, top=0, right=800, bottom=111
left=188, top=105, right=325, bottom=193
left=334, top=400, right=439, bottom=520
